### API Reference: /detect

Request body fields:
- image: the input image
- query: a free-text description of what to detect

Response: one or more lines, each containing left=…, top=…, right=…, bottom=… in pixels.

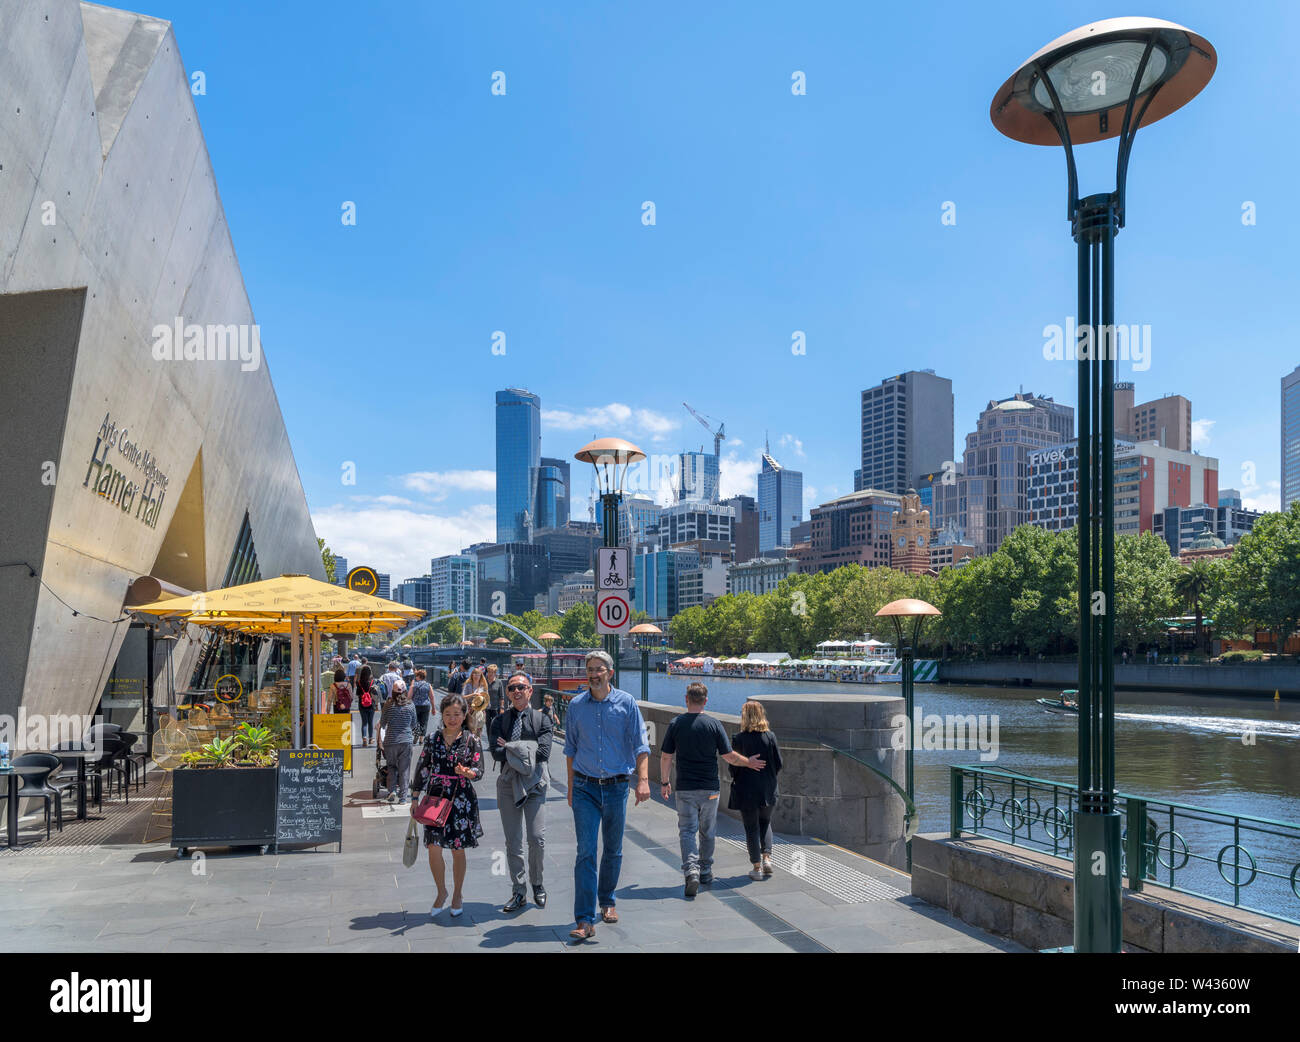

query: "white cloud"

left=803, top=485, right=819, bottom=504
left=728, top=438, right=744, bottom=449
left=1242, top=492, right=1281, bottom=512
left=542, top=404, right=679, bottom=444
left=778, top=434, right=806, bottom=458
left=400, top=470, right=495, bottom=498
left=349, top=494, right=415, bottom=507
left=1191, top=419, right=1215, bottom=447
left=1241, top=478, right=1281, bottom=513
left=313, top=503, right=495, bottom=582
left=719, top=454, right=759, bottom=499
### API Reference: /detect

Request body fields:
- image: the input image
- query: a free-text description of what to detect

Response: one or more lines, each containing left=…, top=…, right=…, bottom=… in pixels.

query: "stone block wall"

left=912, top=832, right=1299, bottom=953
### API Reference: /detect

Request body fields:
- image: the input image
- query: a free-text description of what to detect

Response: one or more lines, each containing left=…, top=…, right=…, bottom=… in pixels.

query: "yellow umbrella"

left=131, top=573, right=422, bottom=621
left=133, top=574, right=424, bottom=748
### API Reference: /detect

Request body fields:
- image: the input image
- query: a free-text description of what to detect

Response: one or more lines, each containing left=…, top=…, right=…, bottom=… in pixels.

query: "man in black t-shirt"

left=660, top=682, right=765, bottom=896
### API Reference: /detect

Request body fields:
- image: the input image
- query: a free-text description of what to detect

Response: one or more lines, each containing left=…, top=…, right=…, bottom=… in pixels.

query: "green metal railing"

left=950, top=764, right=1300, bottom=925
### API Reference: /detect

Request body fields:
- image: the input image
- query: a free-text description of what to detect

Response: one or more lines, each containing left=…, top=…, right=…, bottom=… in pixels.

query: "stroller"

left=372, top=742, right=390, bottom=800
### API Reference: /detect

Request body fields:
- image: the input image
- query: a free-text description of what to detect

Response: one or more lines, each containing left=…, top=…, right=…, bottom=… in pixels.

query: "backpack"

left=374, top=678, right=390, bottom=703
left=334, top=683, right=352, bottom=712
left=359, top=685, right=374, bottom=709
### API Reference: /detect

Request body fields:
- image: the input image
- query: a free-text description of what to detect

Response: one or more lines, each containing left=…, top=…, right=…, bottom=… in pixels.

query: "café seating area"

left=1, top=722, right=154, bottom=852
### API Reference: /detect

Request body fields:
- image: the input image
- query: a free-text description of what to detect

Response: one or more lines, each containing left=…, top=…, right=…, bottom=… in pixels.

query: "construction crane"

left=683, top=402, right=726, bottom=457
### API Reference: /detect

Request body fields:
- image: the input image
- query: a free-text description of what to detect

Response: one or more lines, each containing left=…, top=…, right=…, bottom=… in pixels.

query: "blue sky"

left=161, top=0, right=1300, bottom=580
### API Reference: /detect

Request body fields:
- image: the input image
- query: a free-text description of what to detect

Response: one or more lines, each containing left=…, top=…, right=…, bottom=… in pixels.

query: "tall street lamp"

left=629, top=622, right=663, bottom=702
left=875, top=597, right=941, bottom=871
left=991, top=17, right=1215, bottom=953
left=538, top=631, right=561, bottom=694
left=575, top=437, right=646, bottom=685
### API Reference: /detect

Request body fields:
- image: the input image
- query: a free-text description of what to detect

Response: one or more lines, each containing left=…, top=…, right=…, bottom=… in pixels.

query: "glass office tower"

left=758, top=449, right=803, bottom=553
left=496, top=388, right=541, bottom=543
left=1284, top=366, right=1300, bottom=512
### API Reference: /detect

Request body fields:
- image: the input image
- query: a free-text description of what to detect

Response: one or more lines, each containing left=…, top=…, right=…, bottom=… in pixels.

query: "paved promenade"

left=0, top=744, right=1023, bottom=953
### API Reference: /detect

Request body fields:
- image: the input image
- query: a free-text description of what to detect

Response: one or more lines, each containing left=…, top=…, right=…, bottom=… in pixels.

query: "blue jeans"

left=675, top=790, right=719, bottom=875
left=572, top=776, right=629, bottom=925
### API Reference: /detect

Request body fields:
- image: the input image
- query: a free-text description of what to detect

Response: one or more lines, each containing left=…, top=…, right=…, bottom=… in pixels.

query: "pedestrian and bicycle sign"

left=596, top=592, right=631, bottom=634
left=597, top=547, right=629, bottom=591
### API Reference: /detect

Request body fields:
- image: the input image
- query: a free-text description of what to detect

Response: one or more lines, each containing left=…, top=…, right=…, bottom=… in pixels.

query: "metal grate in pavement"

left=718, top=837, right=908, bottom=904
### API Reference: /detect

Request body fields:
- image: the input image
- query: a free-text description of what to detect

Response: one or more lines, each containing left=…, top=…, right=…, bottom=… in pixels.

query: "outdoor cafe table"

left=54, top=747, right=102, bottom=822
left=1, top=763, right=53, bottom=849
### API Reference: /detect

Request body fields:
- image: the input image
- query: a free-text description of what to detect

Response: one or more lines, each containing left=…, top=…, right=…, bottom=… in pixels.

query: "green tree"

left=317, top=538, right=337, bottom=584
left=1222, top=503, right=1300, bottom=656
left=558, top=602, right=597, bottom=648
left=1112, top=532, right=1180, bottom=651
left=1173, top=558, right=1222, bottom=655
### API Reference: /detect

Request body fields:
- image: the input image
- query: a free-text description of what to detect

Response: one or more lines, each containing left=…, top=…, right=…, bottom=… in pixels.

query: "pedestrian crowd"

left=356, top=649, right=783, bottom=938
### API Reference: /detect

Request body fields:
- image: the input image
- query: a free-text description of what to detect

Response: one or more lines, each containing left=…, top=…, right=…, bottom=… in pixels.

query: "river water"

left=623, top=670, right=1300, bottom=921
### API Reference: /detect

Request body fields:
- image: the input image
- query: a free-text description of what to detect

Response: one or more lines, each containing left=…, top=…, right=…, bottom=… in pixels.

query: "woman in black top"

left=729, top=700, right=783, bottom=879
left=356, top=666, right=377, bottom=747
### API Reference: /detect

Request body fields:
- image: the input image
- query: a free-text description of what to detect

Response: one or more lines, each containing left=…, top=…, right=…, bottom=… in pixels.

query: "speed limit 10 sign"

left=596, top=592, right=631, bottom=635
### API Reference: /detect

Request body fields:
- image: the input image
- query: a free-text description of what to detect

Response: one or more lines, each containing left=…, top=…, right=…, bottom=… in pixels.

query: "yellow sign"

left=346, top=566, right=379, bottom=595
left=214, top=674, right=243, bottom=703
left=312, top=714, right=353, bottom=772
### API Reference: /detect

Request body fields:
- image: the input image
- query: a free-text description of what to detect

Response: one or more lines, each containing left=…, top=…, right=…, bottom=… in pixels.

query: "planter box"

left=172, top=767, right=277, bottom=853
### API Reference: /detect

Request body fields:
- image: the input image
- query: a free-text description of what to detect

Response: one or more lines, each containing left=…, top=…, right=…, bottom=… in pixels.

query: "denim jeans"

left=675, top=790, right=719, bottom=875
left=572, top=776, right=629, bottom=924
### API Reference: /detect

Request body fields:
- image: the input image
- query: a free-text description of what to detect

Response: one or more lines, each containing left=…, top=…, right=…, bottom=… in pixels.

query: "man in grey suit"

left=490, top=671, right=552, bottom=912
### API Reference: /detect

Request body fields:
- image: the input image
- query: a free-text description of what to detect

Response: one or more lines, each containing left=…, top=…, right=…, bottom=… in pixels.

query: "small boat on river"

left=1036, top=690, right=1079, bottom=714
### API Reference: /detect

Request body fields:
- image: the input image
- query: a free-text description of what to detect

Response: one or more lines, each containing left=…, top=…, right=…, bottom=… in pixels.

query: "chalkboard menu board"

left=275, top=749, right=344, bottom=851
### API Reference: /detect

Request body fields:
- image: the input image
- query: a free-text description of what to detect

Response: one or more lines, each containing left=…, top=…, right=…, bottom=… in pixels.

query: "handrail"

left=949, top=763, right=1300, bottom=926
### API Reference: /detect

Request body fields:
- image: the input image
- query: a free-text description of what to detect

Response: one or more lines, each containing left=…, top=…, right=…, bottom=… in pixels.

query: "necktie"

left=511, top=710, right=523, bottom=742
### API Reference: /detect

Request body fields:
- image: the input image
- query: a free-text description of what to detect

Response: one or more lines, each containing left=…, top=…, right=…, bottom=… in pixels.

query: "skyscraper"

left=1284, top=365, right=1300, bottom=512
left=538, top=455, right=571, bottom=528
left=495, top=388, right=541, bottom=543
left=758, top=444, right=803, bottom=554
left=677, top=450, right=720, bottom=503
left=860, top=370, right=954, bottom=495
left=960, top=392, right=1072, bottom=555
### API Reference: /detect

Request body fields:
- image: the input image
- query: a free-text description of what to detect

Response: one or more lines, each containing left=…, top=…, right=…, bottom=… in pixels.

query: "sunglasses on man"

left=507, top=683, right=530, bottom=692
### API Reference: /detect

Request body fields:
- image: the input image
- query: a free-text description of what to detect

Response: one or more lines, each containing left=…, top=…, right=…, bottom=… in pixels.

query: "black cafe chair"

left=52, top=741, right=99, bottom=814
left=115, top=731, right=148, bottom=791
left=83, top=735, right=131, bottom=805
left=10, top=752, right=66, bottom=839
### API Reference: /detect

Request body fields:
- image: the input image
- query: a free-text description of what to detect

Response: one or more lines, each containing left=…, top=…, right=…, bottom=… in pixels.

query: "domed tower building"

left=889, top=489, right=933, bottom=574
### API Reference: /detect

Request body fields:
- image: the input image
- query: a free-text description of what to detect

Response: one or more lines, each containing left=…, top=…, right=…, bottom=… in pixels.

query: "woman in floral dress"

left=411, top=692, right=484, bottom=917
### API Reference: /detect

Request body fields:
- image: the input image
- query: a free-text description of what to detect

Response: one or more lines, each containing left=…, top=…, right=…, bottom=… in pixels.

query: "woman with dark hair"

left=378, top=680, right=416, bottom=805
left=329, top=668, right=352, bottom=715
left=356, top=665, right=377, bottom=747
left=410, top=668, right=433, bottom=743
left=411, top=692, right=484, bottom=917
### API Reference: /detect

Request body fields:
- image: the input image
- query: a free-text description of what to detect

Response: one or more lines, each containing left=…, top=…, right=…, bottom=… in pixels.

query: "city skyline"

left=210, top=0, right=1299, bottom=579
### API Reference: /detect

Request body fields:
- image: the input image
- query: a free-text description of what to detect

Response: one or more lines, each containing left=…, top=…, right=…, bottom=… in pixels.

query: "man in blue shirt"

left=563, top=650, right=650, bottom=941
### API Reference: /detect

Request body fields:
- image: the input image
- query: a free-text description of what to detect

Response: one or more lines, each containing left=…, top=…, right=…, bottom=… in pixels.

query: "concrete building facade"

left=0, top=2, right=323, bottom=729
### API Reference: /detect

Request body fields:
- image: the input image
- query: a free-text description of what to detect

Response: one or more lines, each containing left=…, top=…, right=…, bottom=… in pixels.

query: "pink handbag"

left=411, top=773, right=459, bottom=827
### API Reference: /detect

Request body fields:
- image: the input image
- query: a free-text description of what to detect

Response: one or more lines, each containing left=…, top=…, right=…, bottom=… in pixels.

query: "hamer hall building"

left=0, top=2, right=323, bottom=742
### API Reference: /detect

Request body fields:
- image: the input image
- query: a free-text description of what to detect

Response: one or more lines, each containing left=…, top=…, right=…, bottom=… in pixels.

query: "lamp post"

left=991, top=18, right=1215, bottom=953
left=538, top=631, right=560, bottom=694
left=575, top=437, right=647, bottom=687
left=875, top=598, right=941, bottom=871
left=629, top=623, right=663, bottom=702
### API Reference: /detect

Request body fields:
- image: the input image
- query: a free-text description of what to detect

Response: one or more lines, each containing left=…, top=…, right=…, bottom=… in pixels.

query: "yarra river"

left=621, top=670, right=1300, bottom=921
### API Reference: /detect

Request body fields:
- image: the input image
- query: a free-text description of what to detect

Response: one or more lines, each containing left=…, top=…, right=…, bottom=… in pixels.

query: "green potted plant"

left=171, top=723, right=288, bottom=855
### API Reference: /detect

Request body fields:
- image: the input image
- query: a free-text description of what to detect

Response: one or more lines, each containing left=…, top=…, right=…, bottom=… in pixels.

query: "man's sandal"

left=600, top=906, right=619, bottom=924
